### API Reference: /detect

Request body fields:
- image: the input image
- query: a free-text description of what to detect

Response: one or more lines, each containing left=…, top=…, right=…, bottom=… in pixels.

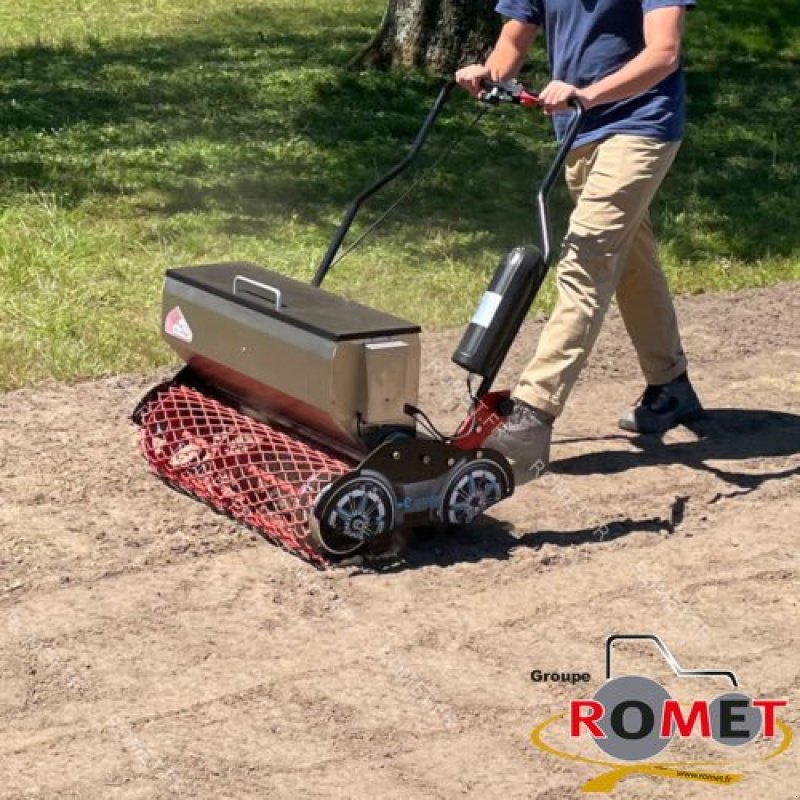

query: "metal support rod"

left=311, top=80, right=457, bottom=287
left=536, top=99, right=585, bottom=267
left=474, top=102, right=584, bottom=400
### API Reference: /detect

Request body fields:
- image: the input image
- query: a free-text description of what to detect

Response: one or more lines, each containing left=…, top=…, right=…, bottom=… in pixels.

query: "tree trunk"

left=353, top=0, right=500, bottom=74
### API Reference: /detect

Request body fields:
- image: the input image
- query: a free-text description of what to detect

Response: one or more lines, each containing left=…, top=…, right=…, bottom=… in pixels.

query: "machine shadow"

left=376, top=502, right=683, bottom=573
left=374, top=408, right=799, bottom=572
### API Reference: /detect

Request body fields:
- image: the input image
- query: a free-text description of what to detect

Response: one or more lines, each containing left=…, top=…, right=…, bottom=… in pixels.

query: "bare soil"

left=1, top=284, right=798, bottom=799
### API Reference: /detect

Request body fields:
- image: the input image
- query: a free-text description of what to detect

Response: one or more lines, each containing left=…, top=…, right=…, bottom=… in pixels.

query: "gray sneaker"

left=618, top=372, right=702, bottom=434
left=483, top=400, right=553, bottom=482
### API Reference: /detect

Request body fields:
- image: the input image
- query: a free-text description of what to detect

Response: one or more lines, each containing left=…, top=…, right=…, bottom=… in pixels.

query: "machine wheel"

left=310, top=473, right=397, bottom=557
left=438, top=460, right=507, bottom=526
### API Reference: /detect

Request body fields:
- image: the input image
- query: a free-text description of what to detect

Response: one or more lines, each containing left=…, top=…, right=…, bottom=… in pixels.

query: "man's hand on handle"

left=455, top=64, right=495, bottom=97
left=455, top=70, right=591, bottom=112
left=539, top=80, right=592, bottom=113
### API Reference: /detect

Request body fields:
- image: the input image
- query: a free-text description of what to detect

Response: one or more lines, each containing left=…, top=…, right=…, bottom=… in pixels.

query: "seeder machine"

left=133, top=81, right=583, bottom=565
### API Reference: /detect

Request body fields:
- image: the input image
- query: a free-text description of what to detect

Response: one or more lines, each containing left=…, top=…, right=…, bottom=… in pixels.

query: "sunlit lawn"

left=0, top=0, right=798, bottom=388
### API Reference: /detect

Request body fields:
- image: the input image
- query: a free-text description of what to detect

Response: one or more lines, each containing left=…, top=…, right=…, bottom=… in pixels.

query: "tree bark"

left=353, top=0, right=500, bottom=74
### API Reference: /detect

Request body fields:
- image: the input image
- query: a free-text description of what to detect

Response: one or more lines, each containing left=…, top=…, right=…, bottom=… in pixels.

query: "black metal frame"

left=312, top=81, right=583, bottom=288
left=310, top=81, right=584, bottom=402
left=537, top=100, right=584, bottom=266
left=465, top=100, right=583, bottom=400
left=311, top=81, right=457, bottom=287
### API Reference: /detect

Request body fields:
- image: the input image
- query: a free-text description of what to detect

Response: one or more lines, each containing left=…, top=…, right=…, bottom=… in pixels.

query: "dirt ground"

left=1, top=284, right=798, bottom=799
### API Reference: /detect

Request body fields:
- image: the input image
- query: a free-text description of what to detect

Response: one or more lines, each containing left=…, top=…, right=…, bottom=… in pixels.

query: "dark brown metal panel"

left=166, top=263, right=421, bottom=342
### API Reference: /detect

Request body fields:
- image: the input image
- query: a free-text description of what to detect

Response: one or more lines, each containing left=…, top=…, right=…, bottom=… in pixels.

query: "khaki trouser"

left=513, top=134, right=688, bottom=418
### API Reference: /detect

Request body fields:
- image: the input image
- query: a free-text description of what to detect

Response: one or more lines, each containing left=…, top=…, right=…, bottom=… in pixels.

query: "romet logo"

left=530, top=635, right=793, bottom=793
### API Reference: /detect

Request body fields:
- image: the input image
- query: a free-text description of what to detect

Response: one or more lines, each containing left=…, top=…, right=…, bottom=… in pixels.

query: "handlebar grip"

left=477, top=79, right=540, bottom=107
left=568, top=96, right=585, bottom=112
left=563, top=97, right=585, bottom=145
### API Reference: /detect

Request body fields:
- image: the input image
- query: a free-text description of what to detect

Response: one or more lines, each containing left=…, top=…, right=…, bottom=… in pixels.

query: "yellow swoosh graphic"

left=530, top=713, right=792, bottom=794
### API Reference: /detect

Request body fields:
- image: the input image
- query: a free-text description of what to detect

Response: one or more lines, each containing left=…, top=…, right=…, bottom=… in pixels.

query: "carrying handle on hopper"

left=233, top=275, right=283, bottom=310
left=311, top=80, right=457, bottom=287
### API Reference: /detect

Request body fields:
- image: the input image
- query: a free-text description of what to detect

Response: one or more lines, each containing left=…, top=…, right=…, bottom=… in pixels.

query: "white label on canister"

left=470, top=291, right=502, bottom=329
left=164, top=305, right=194, bottom=343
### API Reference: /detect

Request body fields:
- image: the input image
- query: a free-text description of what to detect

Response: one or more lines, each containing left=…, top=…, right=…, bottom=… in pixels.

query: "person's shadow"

left=373, top=409, right=800, bottom=572
left=553, top=409, right=800, bottom=502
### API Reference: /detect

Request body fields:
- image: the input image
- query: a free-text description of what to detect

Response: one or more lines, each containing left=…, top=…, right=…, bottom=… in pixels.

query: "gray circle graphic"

left=709, top=693, right=762, bottom=746
left=592, top=676, right=673, bottom=761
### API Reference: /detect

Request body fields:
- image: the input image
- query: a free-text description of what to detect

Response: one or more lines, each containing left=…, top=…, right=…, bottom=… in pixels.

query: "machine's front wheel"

left=438, top=460, right=507, bottom=526
left=310, top=473, right=397, bottom=558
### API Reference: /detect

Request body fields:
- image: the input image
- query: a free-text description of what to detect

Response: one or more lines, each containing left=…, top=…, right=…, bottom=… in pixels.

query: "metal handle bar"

left=476, top=80, right=583, bottom=263
left=473, top=96, right=583, bottom=400
left=233, top=275, right=283, bottom=310
left=311, top=80, right=457, bottom=287
left=537, top=98, right=584, bottom=266
left=311, top=81, right=582, bottom=286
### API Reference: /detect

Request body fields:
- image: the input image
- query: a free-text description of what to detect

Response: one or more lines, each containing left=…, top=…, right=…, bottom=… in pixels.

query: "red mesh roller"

left=137, top=384, right=352, bottom=565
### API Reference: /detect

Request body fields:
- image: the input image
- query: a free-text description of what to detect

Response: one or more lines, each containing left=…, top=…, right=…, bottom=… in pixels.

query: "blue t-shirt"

left=494, top=0, right=696, bottom=147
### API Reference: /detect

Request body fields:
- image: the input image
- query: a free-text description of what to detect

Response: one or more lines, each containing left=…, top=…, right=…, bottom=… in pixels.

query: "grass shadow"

left=1, top=0, right=798, bottom=390
left=663, top=0, right=800, bottom=261
left=3, top=1, right=798, bottom=263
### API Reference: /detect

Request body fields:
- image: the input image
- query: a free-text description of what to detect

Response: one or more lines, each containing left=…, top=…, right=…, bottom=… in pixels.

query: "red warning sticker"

left=164, top=306, right=193, bottom=343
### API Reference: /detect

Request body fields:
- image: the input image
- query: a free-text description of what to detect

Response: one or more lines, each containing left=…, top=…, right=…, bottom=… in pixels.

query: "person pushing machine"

left=456, top=0, right=702, bottom=476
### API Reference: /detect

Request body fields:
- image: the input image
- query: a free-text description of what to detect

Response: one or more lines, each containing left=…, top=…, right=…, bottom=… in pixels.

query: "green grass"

left=1, top=0, right=799, bottom=389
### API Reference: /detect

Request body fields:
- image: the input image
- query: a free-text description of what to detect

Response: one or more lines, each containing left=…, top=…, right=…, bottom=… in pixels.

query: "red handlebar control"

left=478, top=80, right=540, bottom=108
